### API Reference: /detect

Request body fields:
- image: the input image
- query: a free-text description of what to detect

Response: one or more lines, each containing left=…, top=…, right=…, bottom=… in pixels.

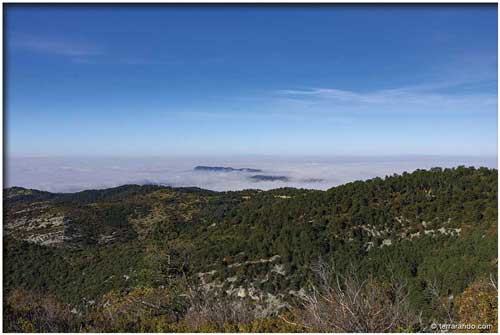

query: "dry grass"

left=298, top=262, right=421, bottom=332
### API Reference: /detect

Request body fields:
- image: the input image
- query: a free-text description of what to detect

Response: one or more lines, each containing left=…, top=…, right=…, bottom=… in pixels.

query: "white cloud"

left=13, top=37, right=102, bottom=57
left=275, top=80, right=497, bottom=109
left=5, top=155, right=497, bottom=193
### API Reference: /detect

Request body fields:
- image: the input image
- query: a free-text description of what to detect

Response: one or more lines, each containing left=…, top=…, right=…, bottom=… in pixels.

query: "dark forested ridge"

left=3, top=166, right=498, bottom=332
left=194, top=165, right=262, bottom=172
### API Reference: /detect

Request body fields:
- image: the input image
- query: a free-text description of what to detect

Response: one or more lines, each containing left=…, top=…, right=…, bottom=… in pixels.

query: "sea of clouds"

left=5, top=155, right=497, bottom=193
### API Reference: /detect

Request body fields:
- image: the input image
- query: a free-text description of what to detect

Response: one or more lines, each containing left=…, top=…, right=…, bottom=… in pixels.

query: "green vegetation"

left=3, top=166, right=498, bottom=332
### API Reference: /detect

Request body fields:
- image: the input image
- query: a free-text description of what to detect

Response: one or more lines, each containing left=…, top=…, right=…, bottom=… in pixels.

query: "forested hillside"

left=3, top=166, right=498, bottom=332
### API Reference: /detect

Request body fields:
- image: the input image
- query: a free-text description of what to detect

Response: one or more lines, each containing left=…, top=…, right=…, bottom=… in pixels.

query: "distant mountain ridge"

left=250, top=175, right=289, bottom=182
left=194, top=165, right=262, bottom=172
left=193, top=166, right=291, bottom=182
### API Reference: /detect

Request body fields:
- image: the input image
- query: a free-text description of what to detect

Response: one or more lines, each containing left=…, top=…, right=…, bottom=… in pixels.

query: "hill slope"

left=3, top=166, right=498, bottom=332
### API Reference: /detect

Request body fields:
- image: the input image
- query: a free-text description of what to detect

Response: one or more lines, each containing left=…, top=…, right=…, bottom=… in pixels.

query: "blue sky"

left=5, top=5, right=498, bottom=157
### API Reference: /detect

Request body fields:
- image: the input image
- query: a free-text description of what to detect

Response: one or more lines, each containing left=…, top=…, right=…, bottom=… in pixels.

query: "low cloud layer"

left=5, top=155, right=497, bottom=193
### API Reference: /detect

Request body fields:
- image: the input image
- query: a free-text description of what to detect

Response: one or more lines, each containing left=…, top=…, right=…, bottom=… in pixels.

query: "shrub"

left=456, top=276, right=498, bottom=333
